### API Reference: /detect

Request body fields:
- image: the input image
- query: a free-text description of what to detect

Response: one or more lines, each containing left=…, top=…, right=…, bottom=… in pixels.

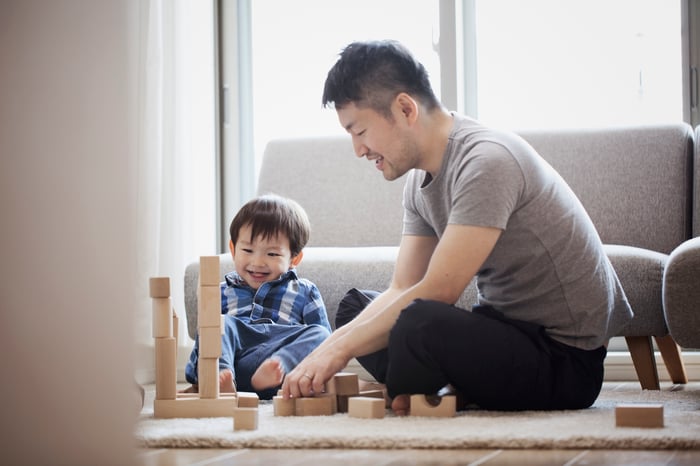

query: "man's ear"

left=290, top=250, right=304, bottom=268
left=395, top=92, right=418, bottom=124
left=229, top=239, right=235, bottom=257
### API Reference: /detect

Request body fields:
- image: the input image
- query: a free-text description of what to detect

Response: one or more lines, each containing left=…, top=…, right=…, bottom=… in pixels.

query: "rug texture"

left=134, top=384, right=700, bottom=450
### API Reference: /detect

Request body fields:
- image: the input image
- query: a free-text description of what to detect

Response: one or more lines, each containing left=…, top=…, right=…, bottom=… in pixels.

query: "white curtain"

left=134, top=0, right=218, bottom=383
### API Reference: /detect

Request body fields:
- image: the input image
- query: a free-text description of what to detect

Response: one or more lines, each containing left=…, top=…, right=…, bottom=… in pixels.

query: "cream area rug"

left=134, top=383, right=700, bottom=450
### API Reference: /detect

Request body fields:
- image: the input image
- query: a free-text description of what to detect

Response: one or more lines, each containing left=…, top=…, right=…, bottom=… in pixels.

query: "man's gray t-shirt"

left=403, top=115, right=633, bottom=350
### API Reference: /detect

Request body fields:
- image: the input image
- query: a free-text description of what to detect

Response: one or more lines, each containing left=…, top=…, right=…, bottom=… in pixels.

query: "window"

left=471, top=0, right=683, bottom=131
left=249, top=0, right=441, bottom=177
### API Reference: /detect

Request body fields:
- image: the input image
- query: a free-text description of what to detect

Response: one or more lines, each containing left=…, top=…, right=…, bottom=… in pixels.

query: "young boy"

left=184, top=194, right=331, bottom=399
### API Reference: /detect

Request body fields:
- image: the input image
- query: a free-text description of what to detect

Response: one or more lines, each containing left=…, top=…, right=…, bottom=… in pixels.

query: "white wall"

left=0, top=1, right=139, bottom=464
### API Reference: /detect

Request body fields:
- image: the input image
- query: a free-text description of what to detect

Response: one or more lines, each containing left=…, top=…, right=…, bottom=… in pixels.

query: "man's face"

left=337, top=101, right=419, bottom=181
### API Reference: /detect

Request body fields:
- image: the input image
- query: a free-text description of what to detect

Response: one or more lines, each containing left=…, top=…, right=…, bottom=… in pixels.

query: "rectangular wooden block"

left=273, top=396, right=296, bottom=416
left=326, top=372, right=359, bottom=396
left=154, top=397, right=237, bottom=418
left=149, top=277, right=170, bottom=298
left=199, top=255, right=221, bottom=286
left=152, top=297, right=173, bottom=338
left=295, top=395, right=335, bottom=416
left=348, top=396, right=385, bottom=419
left=198, top=357, right=219, bottom=399
left=237, top=392, right=260, bottom=408
left=410, top=394, right=456, bottom=418
left=615, top=403, right=664, bottom=428
left=199, top=326, right=222, bottom=358
left=154, top=337, right=177, bottom=400
left=232, top=407, right=258, bottom=430
left=197, top=285, right=222, bottom=328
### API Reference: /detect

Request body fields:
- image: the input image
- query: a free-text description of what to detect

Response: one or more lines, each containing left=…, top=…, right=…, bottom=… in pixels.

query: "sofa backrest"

left=257, top=137, right=405, bottom=247
left=257, top=123, right=694, bottom=254
left=520, top=124, right=694, bottom=254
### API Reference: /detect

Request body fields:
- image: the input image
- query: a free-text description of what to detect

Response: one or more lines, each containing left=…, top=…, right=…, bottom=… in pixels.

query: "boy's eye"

left=242, top=248, right=253, bottom=254
left=268, top=252, right=281, bottom=257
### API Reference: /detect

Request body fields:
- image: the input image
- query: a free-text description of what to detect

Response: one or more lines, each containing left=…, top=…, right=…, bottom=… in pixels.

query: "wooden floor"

left=137, top=381, right=700, bottom=466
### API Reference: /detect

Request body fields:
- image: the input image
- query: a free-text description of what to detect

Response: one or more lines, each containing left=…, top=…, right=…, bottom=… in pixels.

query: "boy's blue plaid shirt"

left=220, top=269, right=331, bottom=330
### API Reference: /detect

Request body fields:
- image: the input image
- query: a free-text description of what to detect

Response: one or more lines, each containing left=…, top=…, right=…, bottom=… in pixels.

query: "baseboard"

left=604, top=351, right=700, bottom=382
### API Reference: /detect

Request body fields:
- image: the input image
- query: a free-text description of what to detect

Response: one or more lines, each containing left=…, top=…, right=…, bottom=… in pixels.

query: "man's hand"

left=281, top=344, right=350, bottom=399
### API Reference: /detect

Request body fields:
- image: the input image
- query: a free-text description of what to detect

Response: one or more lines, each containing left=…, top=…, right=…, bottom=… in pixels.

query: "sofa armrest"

left=663, top=236, right=700, bottom=349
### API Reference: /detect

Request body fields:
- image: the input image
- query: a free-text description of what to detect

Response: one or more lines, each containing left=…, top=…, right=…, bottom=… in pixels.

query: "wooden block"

left=199, top=255, right=221, bottom=286
left=410, top=394, right=456, bottom=418
left=273, top=396, right=296, bottom=416
left=295, top=395, right=335, bottom=416
left=237, top=392, right=259, bottom=408
left=232, top=407, right=258, bottom=430
left=152, top=297, right=173, bottom=338
left=199, top=326, right=222, bottom=358
left=149, top=277, right=170, bottom=298
left=615, top=403, right=664, bottom=428
left=154, top=397, right=237, bottom=418
left=197, top=285, right=222, bottom=328
left=336, top=394, right=351, bottom=413
left=348, top=396, right=385, bottom=419
left=154, top=337, right=177, bottom=400
left=198, top=357, right=219, bottom=399
left=326, top=372, right=359, bottom=396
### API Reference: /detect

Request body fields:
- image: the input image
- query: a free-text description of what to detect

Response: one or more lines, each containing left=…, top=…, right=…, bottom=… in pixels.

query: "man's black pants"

left=336, top=288, right=607, bottom=411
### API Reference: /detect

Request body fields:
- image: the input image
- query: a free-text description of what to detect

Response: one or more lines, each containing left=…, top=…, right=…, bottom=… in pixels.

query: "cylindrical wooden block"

left=155, top=337, right=177, bottom=400
left=149, top=277, right=170, bottom=298
left=152, top=297, right=173, bottom=338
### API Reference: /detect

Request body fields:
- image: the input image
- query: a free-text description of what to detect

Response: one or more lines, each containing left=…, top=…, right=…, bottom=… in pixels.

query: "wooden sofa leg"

left=654, top=334, right=688, bottom=384
left=625, top=336, right=660, bottom=390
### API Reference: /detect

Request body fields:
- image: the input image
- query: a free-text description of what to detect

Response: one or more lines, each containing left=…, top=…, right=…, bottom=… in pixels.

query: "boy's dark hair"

left=229, top=194, right=310, bottom=257
left=322, top=40, right=441, bottom=118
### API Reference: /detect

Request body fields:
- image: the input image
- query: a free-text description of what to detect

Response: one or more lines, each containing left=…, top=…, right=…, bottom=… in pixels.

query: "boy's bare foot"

left=220, top=368, right=236, bottom=393
left=251, top=358, right=284, bottom=391
left=180, top=384, right=198, bottom=393
left=391, top=394, right=411, bottom=416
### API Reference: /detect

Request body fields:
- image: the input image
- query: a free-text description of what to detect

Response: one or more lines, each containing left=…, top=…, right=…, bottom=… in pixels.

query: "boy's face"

left=229, top=223, right=301, bottom=290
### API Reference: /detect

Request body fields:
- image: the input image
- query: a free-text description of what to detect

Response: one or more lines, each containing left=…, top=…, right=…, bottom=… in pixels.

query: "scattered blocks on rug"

left=615, top=403, right=664, bottom=428
left=272, top=372, right=390, bottom=417
left=409, top=394, right=457, bottom=418
left=348, top=396, right=385, bottom=419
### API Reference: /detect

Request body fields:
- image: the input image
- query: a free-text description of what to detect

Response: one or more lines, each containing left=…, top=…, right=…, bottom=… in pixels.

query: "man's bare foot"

left=179, top=384, right=198, bottom=393
left=251, top=358, right=284, bottom=391
left=220, top=369, right=236, bottom=393
left=391, top=394, right=411, bottom=416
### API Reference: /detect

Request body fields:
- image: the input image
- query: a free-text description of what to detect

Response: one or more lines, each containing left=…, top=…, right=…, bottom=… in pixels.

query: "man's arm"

left=281, top=224, right=502, bottom=398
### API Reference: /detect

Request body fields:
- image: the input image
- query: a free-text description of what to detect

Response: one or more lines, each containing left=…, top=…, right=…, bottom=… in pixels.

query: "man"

left=281, top=40, right=633, bottom=413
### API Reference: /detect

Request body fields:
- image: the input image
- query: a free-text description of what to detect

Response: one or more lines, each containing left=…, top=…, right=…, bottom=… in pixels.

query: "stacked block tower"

left=149, top=256, right=259, bottom=429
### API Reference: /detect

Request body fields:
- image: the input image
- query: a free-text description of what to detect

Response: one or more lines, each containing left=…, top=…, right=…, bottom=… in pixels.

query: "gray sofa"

left=185, top=124, right=698, bottom=389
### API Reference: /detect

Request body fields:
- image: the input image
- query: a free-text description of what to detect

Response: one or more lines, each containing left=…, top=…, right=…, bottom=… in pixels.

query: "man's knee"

left=335, top=288, right=379, bottom=328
